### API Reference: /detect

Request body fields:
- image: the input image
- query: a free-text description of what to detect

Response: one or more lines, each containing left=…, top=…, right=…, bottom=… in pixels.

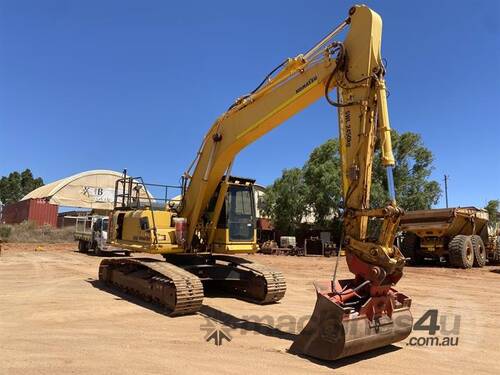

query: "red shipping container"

left=2, top=199, right=58, bottom=227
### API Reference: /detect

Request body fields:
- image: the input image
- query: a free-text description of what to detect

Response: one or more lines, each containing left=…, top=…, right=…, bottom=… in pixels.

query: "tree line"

left=485, top=200, right=499, bottom=224
left=0, top=169, right=44, bottom=204
left=261, top=130, right=443, bottom=233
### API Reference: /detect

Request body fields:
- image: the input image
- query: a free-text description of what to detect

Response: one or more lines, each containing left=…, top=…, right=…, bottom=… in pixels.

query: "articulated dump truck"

left=399, top=207, right=500, bottom=268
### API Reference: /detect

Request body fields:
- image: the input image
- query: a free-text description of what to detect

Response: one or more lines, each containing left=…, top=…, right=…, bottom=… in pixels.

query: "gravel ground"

left=1, top=243, right=499, bottom=375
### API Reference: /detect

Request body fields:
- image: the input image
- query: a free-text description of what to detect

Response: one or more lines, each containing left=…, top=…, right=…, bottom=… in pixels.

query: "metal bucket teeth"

left=290, top=280, right=412, bottom=361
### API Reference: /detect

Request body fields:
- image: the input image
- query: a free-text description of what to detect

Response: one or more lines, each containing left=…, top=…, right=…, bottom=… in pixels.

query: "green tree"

left=260, top=168, right=308, bottom=233
left=262, top=130, right=441, bottom=231
left=485, top=199, right=499, bottom=223
left=0, top=169, right=44, bottom=204
left=302, top=139, right=342, bottom=227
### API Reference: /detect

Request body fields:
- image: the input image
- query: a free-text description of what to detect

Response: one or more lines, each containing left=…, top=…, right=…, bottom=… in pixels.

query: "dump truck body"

left=399, top=207, right=496, bottom=267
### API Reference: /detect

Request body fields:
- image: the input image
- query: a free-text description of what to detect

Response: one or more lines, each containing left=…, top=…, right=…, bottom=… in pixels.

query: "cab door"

left=93, top=218, right=102, bottom=250
left=225, top=185, right=256, bottom=242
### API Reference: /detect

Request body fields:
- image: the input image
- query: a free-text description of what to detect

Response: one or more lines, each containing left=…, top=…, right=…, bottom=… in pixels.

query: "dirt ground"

left=1, top=243, right=499, bottom=375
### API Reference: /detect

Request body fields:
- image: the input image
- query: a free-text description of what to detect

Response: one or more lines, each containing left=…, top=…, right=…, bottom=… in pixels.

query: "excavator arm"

left=179, top=5, right=413, bottom=360
left=181, top=5, right=405, bottom=278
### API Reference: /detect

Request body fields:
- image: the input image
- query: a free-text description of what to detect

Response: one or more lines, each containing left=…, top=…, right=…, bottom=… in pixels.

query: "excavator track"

left=210, top=255, right=287, bottom=304
left=98, top=258, right=204, bottom=316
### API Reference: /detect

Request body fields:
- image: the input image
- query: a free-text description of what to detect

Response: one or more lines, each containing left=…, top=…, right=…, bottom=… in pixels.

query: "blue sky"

left=1, top=0, right=499, bottom=208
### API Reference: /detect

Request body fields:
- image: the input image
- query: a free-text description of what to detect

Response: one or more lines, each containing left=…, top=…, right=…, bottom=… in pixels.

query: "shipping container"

left=1, top=199, right=58, bottom=227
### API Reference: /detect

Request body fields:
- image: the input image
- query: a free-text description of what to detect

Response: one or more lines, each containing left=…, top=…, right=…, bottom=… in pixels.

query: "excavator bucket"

left=290, top=280, right=412, bottom=361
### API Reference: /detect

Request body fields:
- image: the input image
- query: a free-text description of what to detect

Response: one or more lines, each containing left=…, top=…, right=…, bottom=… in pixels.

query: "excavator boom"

left=180, top=6, right=404, bottom=275
left=177, top=4, right=412, bottom=359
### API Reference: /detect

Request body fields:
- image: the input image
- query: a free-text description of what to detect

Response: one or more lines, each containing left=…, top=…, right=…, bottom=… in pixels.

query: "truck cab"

left=92, top=217, right=108, bottom=252
left=75, top=215, right=129, bottom=256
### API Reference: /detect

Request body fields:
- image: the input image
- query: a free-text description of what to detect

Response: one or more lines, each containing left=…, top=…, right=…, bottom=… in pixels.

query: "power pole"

left=444, top=175, right=449, bottom=208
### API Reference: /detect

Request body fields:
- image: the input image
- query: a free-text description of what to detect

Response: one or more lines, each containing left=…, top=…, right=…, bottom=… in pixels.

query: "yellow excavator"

left=99, top=4, right=412, bottom=361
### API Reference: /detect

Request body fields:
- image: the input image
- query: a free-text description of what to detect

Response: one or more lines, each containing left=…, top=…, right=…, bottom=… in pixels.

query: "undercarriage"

left=98, top=254, right=286, bottom=316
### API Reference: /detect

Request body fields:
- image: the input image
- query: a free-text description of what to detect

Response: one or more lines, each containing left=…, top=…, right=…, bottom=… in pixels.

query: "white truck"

left=74, top=215, right=130, bottom=256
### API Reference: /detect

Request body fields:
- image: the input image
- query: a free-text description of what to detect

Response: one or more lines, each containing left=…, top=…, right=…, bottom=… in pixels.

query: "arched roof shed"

left=22, top=170, right=123, bottom=210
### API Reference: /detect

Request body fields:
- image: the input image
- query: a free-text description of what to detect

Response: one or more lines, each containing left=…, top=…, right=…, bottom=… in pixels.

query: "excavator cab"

left=207, top=176, right=258, bottom=253
left=108, top=174, right=258, bottom=254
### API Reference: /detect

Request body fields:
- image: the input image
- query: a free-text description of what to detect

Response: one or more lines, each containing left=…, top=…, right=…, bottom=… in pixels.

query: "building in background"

left=2, top=170, right=125, bottom=227
left=57, top=210, right=91, bottom=228
left=254, top=184, right=275, bottom=243
left=22, top=170, right=124, bottom=210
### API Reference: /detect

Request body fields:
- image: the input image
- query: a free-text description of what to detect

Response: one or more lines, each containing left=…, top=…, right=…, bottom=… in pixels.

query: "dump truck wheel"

left=471, top=235, right=486, bottom=267
left=448, top=235, right=474, bottom=269
left=400, top=232, right=423, bottom=265
left=78, top=240, right=87, bottom=253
